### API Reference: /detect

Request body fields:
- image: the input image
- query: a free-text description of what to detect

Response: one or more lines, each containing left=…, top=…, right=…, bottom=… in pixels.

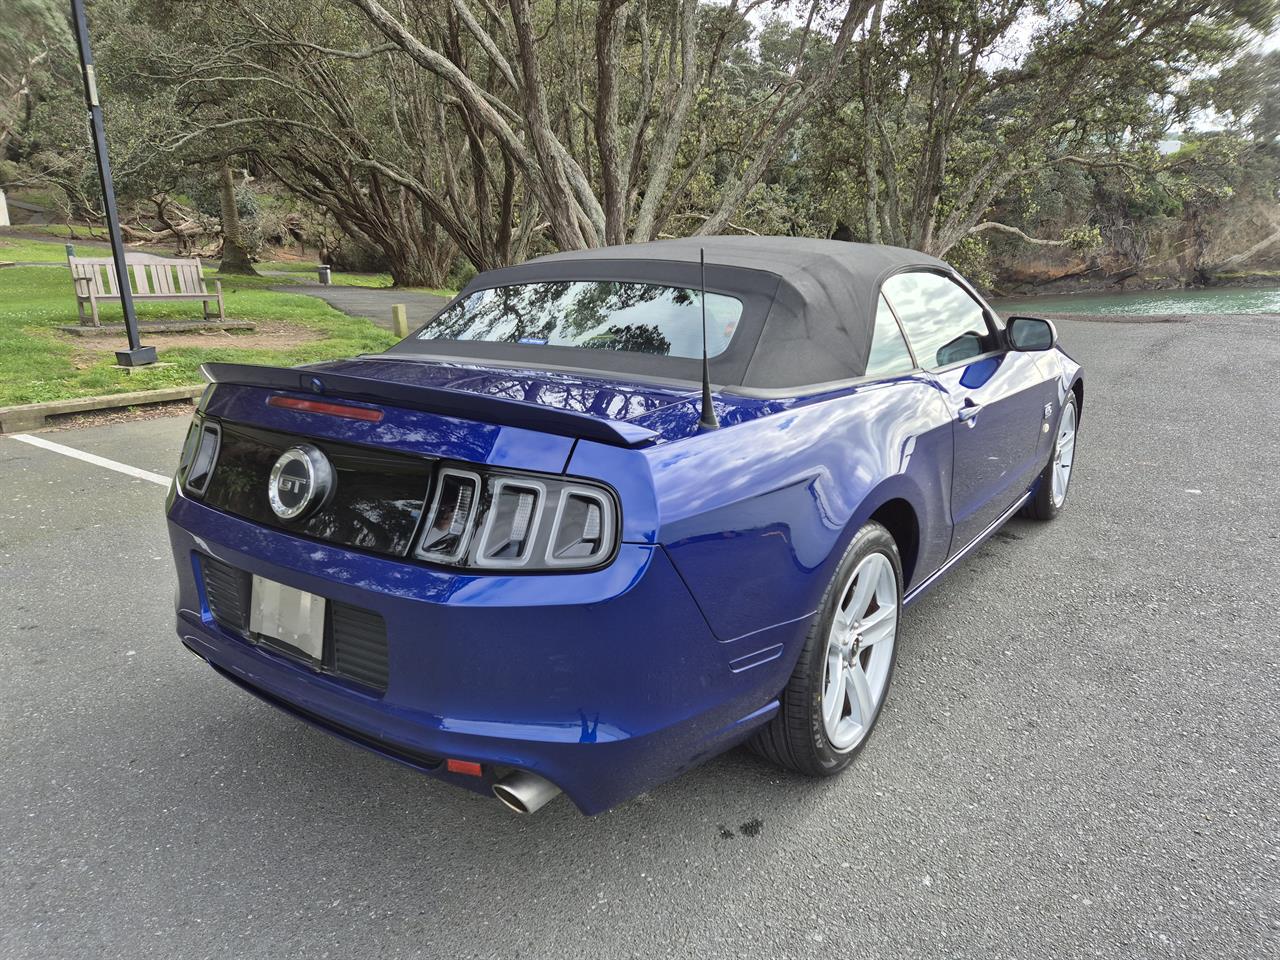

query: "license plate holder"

left=249, top=575, right=326, bottom=663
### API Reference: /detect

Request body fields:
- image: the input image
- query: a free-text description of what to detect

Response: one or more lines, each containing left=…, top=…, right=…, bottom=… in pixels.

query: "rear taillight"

left=176, top=415, right=220, bottom=495
left=415, top=466, right=618, bottom=572
left=415, top=468, right=481, bottom=563
left=547, top=488, right=612, bottom=566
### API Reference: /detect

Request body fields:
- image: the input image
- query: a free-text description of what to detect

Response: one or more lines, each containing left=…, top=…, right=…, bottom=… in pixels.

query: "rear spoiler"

left=200, top=362, right=660, bottom=449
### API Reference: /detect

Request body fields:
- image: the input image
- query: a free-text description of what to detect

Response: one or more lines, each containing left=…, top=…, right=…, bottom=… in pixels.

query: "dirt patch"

left=45, top=399, right=197, bottom=431
left=60, top=319, right=322, bottom=367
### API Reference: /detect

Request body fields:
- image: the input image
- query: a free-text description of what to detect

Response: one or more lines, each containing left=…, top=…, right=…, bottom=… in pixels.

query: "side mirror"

left=1007, top=316, right=1057, bottom=352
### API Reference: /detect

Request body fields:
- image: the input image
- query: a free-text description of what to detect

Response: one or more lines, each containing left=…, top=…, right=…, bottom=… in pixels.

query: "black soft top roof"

left=386, top=236, right=950, bottom=391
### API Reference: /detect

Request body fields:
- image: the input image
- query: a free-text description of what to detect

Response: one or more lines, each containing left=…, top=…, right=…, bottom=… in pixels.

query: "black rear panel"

left=200, top=421, right=431, bottom=557
left=202, top=554, right=251, bottom=634
left=199, top=554, right=390, bottom=693
left=331, top=603, right=390, bottom=691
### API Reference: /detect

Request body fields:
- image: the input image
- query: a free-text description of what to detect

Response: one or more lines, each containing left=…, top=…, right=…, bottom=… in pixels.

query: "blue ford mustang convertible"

left=167, top=237, right=1082, bottom=815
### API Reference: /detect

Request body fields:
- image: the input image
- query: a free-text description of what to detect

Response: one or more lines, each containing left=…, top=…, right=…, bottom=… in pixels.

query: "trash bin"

left=318, top=264, right=332, bottom=285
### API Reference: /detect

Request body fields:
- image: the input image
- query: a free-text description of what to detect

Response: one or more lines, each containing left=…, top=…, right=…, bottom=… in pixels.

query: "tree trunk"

left=216, top=165, right=259, bottom=275
left=506, top=0, right=591, bottom=250
left=631, top=0, right=698, bottom=242
left=594, top=0, right=629, bottom=246
left=386, top=251, right=446, bottom=288
left=858, top=1, right=884, bottom=244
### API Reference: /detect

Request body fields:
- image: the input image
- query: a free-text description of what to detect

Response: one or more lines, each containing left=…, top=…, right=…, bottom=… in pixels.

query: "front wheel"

left=1024, top=393, right=1079, bottom=521
left=750, top=521, right=902, bottom=777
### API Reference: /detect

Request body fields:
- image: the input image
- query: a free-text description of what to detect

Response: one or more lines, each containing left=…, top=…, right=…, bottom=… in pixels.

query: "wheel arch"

left=866, top=497, right=920, bottom=589
left=851, top=470, right=935, bottom=592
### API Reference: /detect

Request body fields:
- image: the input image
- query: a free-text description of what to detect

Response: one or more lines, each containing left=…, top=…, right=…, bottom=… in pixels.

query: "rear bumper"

left=168, top=494, right=785, bottom=814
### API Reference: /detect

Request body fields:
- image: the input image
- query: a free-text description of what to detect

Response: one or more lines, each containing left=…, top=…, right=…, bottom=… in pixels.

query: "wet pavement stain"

left=715, top=819, right=764, bottom=839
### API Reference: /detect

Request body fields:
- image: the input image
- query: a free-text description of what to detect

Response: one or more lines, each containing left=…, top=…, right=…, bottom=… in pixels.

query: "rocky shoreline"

left=992, top=270, right=1280, bottom=298
left=1033, top=311, right=1278, bottom=324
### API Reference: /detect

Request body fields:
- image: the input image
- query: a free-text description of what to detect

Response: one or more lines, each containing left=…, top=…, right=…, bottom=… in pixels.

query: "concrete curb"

left=0, top=384, right=204, bottom=433
left=56, top=320, right=256, bottom=337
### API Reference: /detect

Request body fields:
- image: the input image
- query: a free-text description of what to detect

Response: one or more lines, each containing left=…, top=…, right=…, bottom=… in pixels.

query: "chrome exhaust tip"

left=492, top=770, right=561, bottom=814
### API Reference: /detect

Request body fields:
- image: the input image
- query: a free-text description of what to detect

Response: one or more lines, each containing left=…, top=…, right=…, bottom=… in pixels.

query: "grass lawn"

left=0, top=262, right=398, bottom=407
left=0, top=235, right=112, bottom=262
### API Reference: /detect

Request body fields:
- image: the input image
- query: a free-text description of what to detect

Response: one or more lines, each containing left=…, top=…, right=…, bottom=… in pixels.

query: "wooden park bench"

left=69, top=254, right=225, bottom=327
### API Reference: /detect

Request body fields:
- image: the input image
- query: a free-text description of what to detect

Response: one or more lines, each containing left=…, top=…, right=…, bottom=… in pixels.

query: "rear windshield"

left=415, top=281, right=743, bottom=359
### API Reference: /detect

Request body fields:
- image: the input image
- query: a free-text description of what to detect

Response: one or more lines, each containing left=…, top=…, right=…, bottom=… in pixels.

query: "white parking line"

left=7, top=433, right=171, bottom=487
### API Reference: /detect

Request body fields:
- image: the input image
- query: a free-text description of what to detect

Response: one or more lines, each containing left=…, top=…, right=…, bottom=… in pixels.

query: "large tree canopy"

left=3, top=0, right=1277, bottom=287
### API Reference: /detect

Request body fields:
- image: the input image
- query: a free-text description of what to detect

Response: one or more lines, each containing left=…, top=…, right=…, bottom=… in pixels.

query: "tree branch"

left=633, top=0, right=697, bottom=241
left=968, top=221, right=1072, bottom=246
left=1208, top=223, right=1280, bottom=271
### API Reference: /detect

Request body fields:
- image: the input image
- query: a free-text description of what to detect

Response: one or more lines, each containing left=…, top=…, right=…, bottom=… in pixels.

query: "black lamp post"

left=69, top=0, right=156, bottom=366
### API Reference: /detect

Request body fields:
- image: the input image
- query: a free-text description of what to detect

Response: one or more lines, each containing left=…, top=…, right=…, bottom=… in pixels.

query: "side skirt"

left=903, top=489, right=1033, bottom=607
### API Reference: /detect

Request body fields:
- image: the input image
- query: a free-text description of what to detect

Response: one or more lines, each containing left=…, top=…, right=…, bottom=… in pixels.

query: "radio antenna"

left=698, top=247, right=719, bottom=431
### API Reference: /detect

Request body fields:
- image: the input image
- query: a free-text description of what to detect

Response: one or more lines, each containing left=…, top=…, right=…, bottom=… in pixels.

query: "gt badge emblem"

left=1043, top=401, right=1054, bottom=419
left=268, top=444, right=334, bottom=520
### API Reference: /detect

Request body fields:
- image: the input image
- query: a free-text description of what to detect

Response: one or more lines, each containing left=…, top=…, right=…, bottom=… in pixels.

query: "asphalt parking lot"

left=2, top=314, right=1277, bottom=960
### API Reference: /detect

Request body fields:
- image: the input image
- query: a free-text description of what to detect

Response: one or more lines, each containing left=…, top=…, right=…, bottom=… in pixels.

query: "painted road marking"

left=8, top=433, right=171, bottom=487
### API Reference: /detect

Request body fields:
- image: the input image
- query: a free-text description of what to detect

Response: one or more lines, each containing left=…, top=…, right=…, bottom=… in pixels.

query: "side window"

left=865, top=294, right=915, bottom=378
left=881, top=272, right=995, bottom=369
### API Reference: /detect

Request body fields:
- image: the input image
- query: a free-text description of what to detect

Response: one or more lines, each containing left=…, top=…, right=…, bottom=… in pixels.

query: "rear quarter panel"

left=572, top=376, right=955, bottom=651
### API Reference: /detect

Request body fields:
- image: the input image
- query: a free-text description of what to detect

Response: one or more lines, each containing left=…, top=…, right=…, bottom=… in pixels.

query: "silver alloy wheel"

left=1051, top=402, right=1077, bottom=508
left=821, top=551, right=898, bottom=752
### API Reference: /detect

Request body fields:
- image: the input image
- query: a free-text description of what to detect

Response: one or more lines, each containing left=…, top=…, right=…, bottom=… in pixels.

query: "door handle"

left=957, top=400, right=983, bottom=426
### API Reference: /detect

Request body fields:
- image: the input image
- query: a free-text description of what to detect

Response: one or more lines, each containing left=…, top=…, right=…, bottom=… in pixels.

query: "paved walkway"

left=268, top=278, right=450, bottom=332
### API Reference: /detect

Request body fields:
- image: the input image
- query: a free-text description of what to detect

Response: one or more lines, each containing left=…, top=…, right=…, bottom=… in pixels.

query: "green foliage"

left=944, top=236, right=994, bottom=289
left=1063, top=225, right=1104, bottom=254
left=446, top=260, right=478, bottom=292
left=800, top=0, right=1278, bottom=264
left=0, top=0, right=72, bottom=154
left=1194, top=50, right=1280, bottom=143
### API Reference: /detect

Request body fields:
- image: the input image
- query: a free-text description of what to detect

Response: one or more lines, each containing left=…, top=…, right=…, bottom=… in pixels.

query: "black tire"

left=749, top=521, right=902, bottom=777
left=1023, top=393, right=1079, bottom=521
